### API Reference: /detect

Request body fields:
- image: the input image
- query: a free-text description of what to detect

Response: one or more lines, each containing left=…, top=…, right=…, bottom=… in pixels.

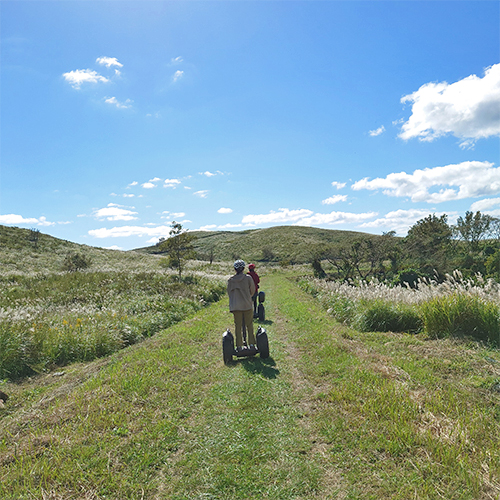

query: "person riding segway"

left=223, top=260, right=270, bottom=364
left=227, top=260, right=256, bottom=351
left=247, top=263, right=260, bottom=318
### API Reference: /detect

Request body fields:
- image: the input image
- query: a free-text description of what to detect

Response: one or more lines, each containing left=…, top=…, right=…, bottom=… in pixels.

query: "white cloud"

left=161, top=211, right=186, bottom=219
left=218, top=207, right=233, bottom=214
left=127, top=181, right=138, bottom=188
left=96, top=56, right=123, bottom=68
left=241, top=208, right=375, bottom=227
left=369, top=125, right=386, bottom=137
left=173, top=70, right=184, bottom=83
left=200, top=170, right=223, bottom=177
left=63, top=69, right=109, bottom=89
left=199, top=223, right=243, bottom=231
left=105, top=245, right=124, bottom=251
left=194, top=190, right=209, bottom=198
left=89, top=225, right=173, bottom=239
left=322, top=195, right=348, bottom=205
left=123, top=194, right=135, bottom=198
left=359, top=208, right=447, bottom=234
left=293, top=211, right=377, bottom=227
left=242, top=208, right=313, bottom=225
left=5, top=214, right=39, bottom=224
left=171, top=56, right=183, bottom=64
left=399, top=64, right=500, bottom=147
left=470, top=198, right=500, bottom=212
left=104, top=96, right=133, bottom=109
left=352, top=161, right=499, bottom=203
left=164, top=179, right=181, bottom=188
left=141, top=178, right=161, bottom=189
left=37, top=217, right=54, bottom=227
left=93, top=203, right=138, bottom=221
left=331, top=181, right=346, bottom=190
left=0, top=214, right=54, bottom=226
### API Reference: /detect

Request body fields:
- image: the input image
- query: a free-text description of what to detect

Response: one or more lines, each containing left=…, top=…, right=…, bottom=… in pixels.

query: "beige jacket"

left=227, top=272, right=256, bottom=312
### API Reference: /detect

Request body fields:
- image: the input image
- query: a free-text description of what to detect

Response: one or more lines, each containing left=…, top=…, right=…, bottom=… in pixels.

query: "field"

left=1, top=225, right=500, bottom=498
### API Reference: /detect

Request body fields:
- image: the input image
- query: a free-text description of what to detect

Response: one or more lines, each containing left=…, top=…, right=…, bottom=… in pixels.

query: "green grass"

left=0, top=270, right=226, bottom=379
left=421, top=293, right=500, bottom=345
left=0, top=283, right=323, bottom=499
left=270, top=274, right=500, bottom=499
left=355, top=300, right=423, bottom=334
left=1, top=268, right=499, bottom=498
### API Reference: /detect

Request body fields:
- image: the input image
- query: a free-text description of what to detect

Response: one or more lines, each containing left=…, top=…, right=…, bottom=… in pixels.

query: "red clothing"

left=248, top=270, right=260, bottom=292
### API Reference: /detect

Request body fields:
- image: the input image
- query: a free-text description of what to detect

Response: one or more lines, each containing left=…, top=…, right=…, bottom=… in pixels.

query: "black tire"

left=222, top=330, right=234, bottom=364
left=258, top=303, right=265, bottom=322
left=256, top=329, right=269, bottom=359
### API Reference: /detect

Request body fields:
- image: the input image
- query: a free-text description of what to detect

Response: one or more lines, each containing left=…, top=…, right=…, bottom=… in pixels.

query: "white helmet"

left=233, top=259, right=245, bottom=271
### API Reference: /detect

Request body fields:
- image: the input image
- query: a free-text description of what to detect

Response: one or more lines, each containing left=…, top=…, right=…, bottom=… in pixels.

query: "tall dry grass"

left=299, top=271, right=500, bottom=345
left=0, top=265, right=227, bottom=380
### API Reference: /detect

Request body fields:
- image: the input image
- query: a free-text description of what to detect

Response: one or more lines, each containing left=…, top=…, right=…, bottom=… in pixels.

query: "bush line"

left=298, top=275, right=500, bottom=346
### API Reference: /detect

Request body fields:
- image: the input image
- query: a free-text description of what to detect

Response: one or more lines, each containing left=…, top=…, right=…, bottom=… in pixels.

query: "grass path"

left=1, top=272, right=500, bottom=499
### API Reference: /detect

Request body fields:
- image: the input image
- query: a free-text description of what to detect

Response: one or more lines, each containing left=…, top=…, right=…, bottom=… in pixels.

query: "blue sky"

left=1, top=1, right=499, bottom=251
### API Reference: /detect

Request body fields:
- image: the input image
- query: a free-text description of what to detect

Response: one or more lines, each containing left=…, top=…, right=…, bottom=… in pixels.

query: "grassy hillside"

left=1, top=224, right=385, bottom=273
left=143, top=225, right=384, bottom=264
left=0, top=224, right=160, bottom=274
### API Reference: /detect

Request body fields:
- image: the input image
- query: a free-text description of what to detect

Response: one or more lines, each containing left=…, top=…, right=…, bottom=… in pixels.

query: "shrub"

left=421, top=293, right=500, bottom=345
left=312, top=259, right=326, bottom=279
left=62, top=253, right=91, bottom=272
left=261, top=246, right=275, bottom=262
left=395, top=268, right=420, bottom=289
left=355, top=301, right=423, bottom=334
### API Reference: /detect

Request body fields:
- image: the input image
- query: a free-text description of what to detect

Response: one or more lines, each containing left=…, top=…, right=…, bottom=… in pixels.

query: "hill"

left=0, top=224, right=159, bottom=274
left=0, top=224, right=393, bottom=273
left=142, top=225, right=387, bottom=264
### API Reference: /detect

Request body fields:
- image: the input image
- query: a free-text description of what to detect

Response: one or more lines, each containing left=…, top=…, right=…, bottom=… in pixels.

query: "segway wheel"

left=222, top=330, right=235, bottom=365
left=258, top=303, right=265, bottom=321
left=256, top=327, right=269, bottom=359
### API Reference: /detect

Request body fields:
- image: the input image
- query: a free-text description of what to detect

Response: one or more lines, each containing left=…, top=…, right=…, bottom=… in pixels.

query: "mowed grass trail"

left=1, top=272, right=500, bottom=499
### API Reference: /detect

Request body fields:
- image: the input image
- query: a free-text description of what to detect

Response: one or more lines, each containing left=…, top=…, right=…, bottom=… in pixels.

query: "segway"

left=257, top=291, right=265, bottom=321
left=222, top=326, right=270, bottom=364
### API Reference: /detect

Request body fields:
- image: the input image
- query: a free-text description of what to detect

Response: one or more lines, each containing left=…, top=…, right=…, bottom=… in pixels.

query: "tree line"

left=311, top=211, right=500, bottom=285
